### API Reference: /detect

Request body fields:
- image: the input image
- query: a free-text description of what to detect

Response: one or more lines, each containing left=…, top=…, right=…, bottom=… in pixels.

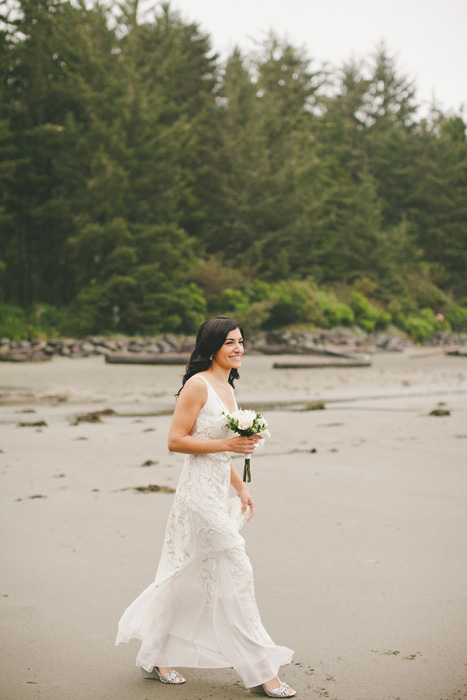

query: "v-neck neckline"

left=199, top=374, right=237, bottom=414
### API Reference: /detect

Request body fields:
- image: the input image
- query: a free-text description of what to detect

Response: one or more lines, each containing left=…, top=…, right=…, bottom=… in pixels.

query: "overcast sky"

left=169, top=0, right=466, bottom=116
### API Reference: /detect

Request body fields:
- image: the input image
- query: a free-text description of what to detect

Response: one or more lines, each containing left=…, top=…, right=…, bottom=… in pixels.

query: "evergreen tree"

left=410, top=113, right=467, bottom=295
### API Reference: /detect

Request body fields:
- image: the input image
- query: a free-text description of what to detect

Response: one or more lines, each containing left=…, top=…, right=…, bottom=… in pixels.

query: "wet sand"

left=1, top=350, right=466, bottom=700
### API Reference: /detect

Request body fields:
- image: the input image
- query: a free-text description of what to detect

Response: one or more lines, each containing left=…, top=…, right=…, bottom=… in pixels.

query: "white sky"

left=169, top=0, right=467, bottom=115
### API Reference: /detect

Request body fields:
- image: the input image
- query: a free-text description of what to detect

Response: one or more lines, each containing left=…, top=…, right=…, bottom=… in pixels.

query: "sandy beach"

left=1, top=349, right=466, bottom=700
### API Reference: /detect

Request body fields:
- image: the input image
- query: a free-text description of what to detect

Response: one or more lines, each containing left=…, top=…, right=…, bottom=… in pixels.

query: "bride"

left=115, top=316, right=296, bottom=697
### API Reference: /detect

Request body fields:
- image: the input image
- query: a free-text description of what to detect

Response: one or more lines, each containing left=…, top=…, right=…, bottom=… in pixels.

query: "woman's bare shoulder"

left=179, top=374, right=208, bottom=403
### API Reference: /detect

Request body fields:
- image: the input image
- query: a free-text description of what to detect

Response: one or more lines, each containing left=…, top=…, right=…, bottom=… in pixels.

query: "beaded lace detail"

left=161, top=376, right=251, bottom=597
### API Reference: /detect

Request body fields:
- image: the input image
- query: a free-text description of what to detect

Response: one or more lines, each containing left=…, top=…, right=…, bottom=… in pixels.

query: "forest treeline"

left=1, top=0, right=466, bottom=340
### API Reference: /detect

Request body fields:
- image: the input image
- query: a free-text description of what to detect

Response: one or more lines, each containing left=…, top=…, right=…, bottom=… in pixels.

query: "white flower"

left=229, top=409, right=257, bottom=430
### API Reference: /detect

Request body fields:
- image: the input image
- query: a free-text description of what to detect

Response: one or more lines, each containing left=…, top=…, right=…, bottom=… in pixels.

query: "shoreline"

left=2, top=327, right=467, bottom=364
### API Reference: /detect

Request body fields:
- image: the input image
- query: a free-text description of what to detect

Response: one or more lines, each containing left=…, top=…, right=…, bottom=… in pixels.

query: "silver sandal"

left=250, top=681, right=296, bottom=697
left=141, top=666, right=186, bottom=684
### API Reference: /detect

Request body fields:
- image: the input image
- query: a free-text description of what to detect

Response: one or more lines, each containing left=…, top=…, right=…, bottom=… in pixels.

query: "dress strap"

left=190, top=373, right=211, bottom=391
left=229, top=383, right=238, bottom=410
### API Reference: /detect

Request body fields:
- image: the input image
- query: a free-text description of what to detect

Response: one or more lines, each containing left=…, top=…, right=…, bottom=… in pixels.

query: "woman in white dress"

left=115, top=316, right=296, bottom=697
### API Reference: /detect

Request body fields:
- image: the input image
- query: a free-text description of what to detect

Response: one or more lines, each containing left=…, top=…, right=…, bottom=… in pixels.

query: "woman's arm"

left=167, top=376, right=259, bottom=456
left=230, top=459, right=256, bottom=521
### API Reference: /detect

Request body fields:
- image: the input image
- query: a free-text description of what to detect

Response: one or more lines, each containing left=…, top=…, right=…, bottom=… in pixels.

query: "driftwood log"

left=105, top=352, right=190, bottom=365
left=273, top=357, right=371, bottom=369
left=446, top=348, right=467, bottom=356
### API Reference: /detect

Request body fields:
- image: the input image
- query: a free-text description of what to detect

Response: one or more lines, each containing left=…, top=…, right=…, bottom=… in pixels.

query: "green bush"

left=64, top=279, right=207, bottom=336
left=209, top=288, right=250, bottom=315
left=265, top=280, right=325, bottom=329
left=350, top=292, right=390, bottom=332
left=405, top=277, right=450, bottom=310
left=226, top=299, right=276, bottom=334
left=403, top=308, right=439, bottom=341
left=247, top=280, right=276, bottom=303
left=317, top=292, right=354, bottom=327
left=387, top=299, right=404, bottom=326
left=0, top=304, right=28, bottom=339
left=0, top=303, right=64, bottom=339
left=33, top=304, right=64, bottom=335
left=445, top=304, right=467, bottom=331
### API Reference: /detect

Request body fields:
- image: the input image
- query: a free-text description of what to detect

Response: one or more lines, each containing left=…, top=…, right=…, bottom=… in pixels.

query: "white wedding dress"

left=115, top=374, right=293, bottom=688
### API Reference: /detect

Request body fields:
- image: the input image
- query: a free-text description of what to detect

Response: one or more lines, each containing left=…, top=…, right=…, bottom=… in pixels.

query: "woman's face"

left=213, top=327, right=244, bottom=370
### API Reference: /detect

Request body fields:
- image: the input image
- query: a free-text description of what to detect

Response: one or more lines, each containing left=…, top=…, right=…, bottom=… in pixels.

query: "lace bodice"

left=175, top=374, right=236, bottom=501
left=158, top=374, right=240, bottom=582
left=189, top=374, right=237, bottom=439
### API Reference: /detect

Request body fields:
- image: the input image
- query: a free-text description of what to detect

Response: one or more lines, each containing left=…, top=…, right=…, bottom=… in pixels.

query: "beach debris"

left=141, top=459, right=157, bottom=467
left=71, top=408, right=116, bottom=425
left=28, top=494, right=47, bottom=499
left=318, top=422, right=343, bottom=427
left=53, top=473, right=66, bottom=478
left=17, top=420, right=47, bottom=427
left=273, top=356, right=371, bottom=369
left=120, top=484, right=175, bottom=494
left=16, top=408, right=36, bottom=413
left=302, top=401, right=325, bottom=411
left=429, top=404, right=450, bottom=416
left=143, top=428, right=156, bottom=432
left=310, top=448, right=317, bottom=453
left=40, top=393, right=68, bottom=403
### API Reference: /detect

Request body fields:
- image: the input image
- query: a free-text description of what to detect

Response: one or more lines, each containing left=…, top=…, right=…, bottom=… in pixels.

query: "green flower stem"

left=243, top=458, right=251, bottom=483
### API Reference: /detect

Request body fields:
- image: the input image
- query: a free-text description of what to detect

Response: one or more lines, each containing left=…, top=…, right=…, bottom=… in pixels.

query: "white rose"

left=234, top=409, right=257, bottom=430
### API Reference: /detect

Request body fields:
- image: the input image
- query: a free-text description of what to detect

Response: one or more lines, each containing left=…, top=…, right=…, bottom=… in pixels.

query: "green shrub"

left=350, top=292, right=390, bottom=332
left=209, top=288, right=250, bottom=315
left=403, top=317, right=434, bottom=341
left=403, top=308, right=439, bottom=341
left=265, top=280, right=325, bottom=329
left=33, top=304, right=64, bottom=335
left=446, top=304, right=467, bottom=331
left=247, top=280, right=276, bottom=303
left=227, top=299, right=276, bottom=334
left=405, top=278, right=450, bottom=310
left=0, top=304, right=28, bottom=339
left=64, top=279, right=207, bottom=336
left=387, top=299, right=404, bottom=327
left=317, top=292, right=354, bottom=327
left=0, top=303, right=65, bottom=339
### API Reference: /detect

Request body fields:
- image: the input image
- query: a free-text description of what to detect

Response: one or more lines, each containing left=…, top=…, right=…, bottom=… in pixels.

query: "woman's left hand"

left=238, top=487, right=255, bottom=521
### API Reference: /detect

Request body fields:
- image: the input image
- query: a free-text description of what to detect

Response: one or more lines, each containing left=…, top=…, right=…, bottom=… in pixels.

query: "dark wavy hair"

left=177, top=316, right=244, bottom=396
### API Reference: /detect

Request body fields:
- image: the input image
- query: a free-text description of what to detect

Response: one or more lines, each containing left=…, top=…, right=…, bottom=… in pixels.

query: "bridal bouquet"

left=223, top=409, right=271, bottom=482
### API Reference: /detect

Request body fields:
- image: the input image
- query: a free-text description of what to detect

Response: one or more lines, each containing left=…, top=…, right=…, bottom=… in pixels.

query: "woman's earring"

left=209, top=355, right=213, bottom=361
